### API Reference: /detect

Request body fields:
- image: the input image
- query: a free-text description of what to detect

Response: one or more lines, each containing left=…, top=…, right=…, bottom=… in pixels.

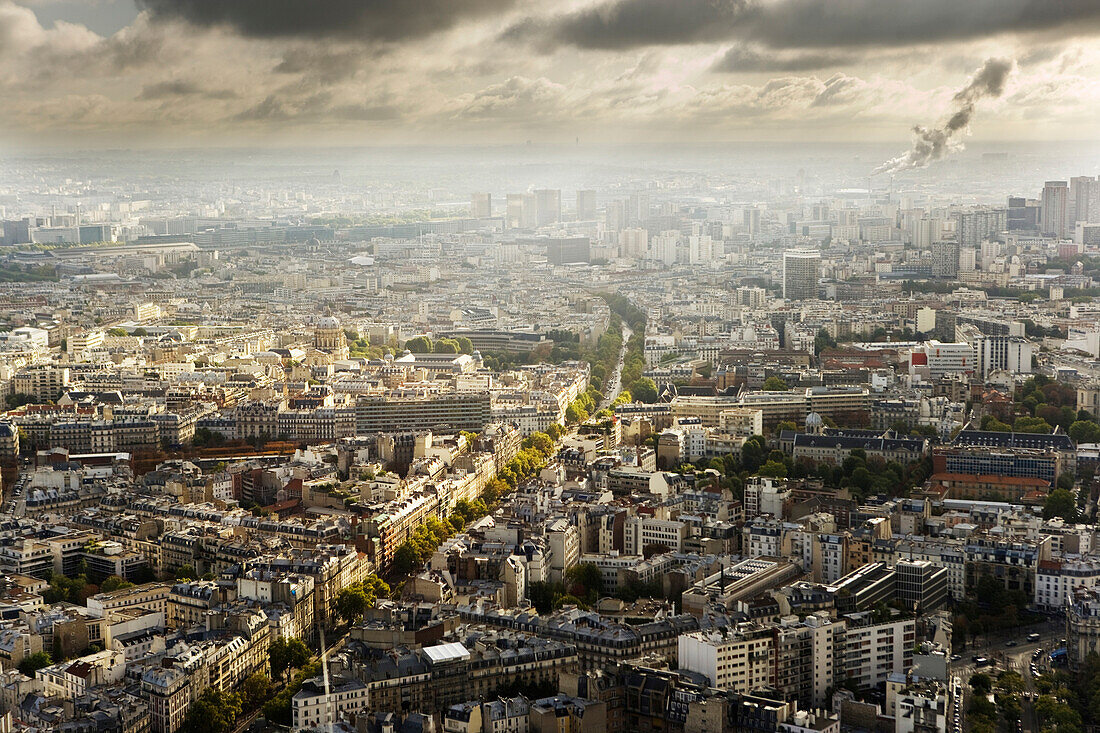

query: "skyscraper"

left=1042, top=181, right=1069, bottom=238
left=471, top=192, right=491, bottom=219
left=1071, top=176, right=1099, bottom=225
left=743, top=208, right=761, bottom=239
left=783, top=249, right=820, bottom=301
left=627, top=192, right=650, bottom=226
left=534, top=189, right=561, bottom=227
left=618, top=228, right=649, bottom=259
left=953, top=208, right=1006, bottom=249
left=1007, top=196, right=1041, bottom=231
left=931, top=240, right=960, bottom=278
left=576, top=190, right=597, bottom=221
left=505, top=194, right=525, bottom=229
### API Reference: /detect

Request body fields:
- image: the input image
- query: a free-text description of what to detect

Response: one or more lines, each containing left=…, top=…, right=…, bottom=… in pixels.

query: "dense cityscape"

left=0, top=146, right=1098, bottom=733
left=5, top=1, right=1100, bottom=733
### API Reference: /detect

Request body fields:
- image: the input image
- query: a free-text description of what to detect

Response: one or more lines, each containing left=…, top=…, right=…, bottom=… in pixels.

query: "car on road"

left=974, top=656, right=992, bottom=667
left=1006, top=640, right=1017, bottom=647
left=951, top=654, right=962, bottom=661
left=1028, top=633, right=1041, bottom=642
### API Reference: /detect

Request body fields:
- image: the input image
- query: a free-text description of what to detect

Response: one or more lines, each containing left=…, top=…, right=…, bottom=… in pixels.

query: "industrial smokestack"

left=873, top=58, right=1013, bottom=175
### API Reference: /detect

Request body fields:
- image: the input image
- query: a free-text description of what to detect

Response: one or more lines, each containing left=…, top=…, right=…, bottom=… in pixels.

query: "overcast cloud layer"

left=2, top=0, right=1100, bottom=149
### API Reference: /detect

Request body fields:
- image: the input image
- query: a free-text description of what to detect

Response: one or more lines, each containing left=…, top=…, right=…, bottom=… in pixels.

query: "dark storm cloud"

left=874, top=57, right=1013, bottom=174
left=508, top=0, right=1100, bottom=52
left=137, top=80, right=238, bottom=100
left=712, top=45, right=858, bottom=73
left=505, top=0, right=750, bottom=50
left=137, top=0, right=515, bottom=41
left=274, top=48, right=370, bottom=83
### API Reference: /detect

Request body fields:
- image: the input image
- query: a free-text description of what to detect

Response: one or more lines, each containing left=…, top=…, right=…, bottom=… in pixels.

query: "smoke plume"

left=873, top=58, right=1013, bottom=175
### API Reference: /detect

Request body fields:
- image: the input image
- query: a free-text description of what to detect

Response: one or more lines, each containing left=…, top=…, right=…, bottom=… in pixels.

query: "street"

left=950, top=615, right=1065, bottom=733
left=598, top=323, right=632, bottom=410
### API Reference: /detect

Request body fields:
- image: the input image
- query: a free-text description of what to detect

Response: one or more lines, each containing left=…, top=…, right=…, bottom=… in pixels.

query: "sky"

left=3, top=0, right=1100, bottom=149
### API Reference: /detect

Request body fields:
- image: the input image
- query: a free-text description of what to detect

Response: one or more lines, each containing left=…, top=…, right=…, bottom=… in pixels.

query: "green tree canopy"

left=1070, top=420, right=1100, bottom=444
left=268, top=636, right=311, bottom=681
left=1044, top=488, right=1079, bottom=521
left=240, top=672, right=274, bottom=710
left=630, top=377, right=659, bottom=403
left=404, top=336, right=433, bottom=353
left=18, top=651, right=51, bottom=677
left=180, top=688, right=242, bottom=733
left=763, top=376, right=789, bottom=391
left=434, top=338, right=460, bottom=354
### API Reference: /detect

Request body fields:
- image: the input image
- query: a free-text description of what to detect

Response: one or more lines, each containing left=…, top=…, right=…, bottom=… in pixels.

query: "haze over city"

left=3, top=2, right=1100, bottom=733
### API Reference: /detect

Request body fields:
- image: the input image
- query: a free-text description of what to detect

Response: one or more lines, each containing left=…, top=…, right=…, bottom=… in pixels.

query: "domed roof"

left=805, top=412, right=824, bottom=428
left=316, top=316, right=340, bottom=329
left=307, top=237, right=321, bottom=247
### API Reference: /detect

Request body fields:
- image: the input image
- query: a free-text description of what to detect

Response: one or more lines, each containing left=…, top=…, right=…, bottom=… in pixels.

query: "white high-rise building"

left=958, top=247, right=977, bottom=273
left=651, top=231, right=680, bottom=266
left=618, top=228, right=649, bottom=259
left=1071, top=176, right=1098, bottom=225
left=1042, top=180, right=1070, bottom=238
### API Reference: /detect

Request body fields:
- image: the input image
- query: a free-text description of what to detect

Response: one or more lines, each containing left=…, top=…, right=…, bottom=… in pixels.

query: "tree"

left=815, top=328, right=837, bottom=352
left=174, top=565, right=195, bottom=580
left=776, top=420, right=798, bottom=434
left=1043, top=488, right=1079, bottom=521
left=523, top=432, right=554, bottom=456
left=240, top=672, right=274, bottom=710
left=392, top=542, right=421, bottom=576
left=630, top=378, right=659, bottom=404
left=1058, top=472, right=1076, bottom=491
left=997, top=670, right=1026, bottom=694
left=404, top=335, right=433, bottom=353
left=434, top=338, right=460, bottom=354
left=263, top=662, right=321, bottom=725
left=17, top=651, right=51, bottom=676
left=456, top=336, right=474, bottom=354
left=99, top=575, right=132, bottom=593
left=269, top=636, right=311, bottom=681
left=980, top=414, right=1013, bottom=432
left=4, top=392, right=35, bottom=409
left=970, top=673, right=993, bottom=694
left=1070, top=420, right=1100, bottom=444
left=360, top=574, right=390, bottom=606
left=334, top=574, right=390, bottom=624
left=1013, top=416, right=1052, bottom=433
left=180, top=688, right=241, bottom=733
left=335, top=586, right=368, bottom=624
left=565, top=563, right=604, bottom=604
left=757, top=460, right=788, bottom=478
left=763, top=376, right=789, bottom=391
